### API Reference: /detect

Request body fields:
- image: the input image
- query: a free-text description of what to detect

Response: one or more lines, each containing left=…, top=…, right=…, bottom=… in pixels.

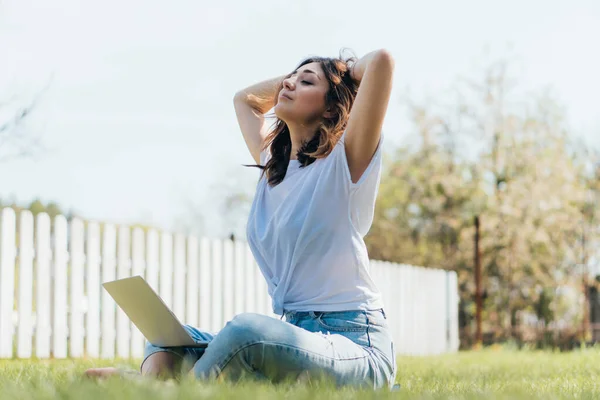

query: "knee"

left=192, top=313, right=276, bottom=381
left=220, top=313, right=272, bottom=348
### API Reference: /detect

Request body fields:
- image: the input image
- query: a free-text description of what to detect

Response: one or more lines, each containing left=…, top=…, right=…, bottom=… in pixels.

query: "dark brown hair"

left=248, top=50, right=359, bottom=187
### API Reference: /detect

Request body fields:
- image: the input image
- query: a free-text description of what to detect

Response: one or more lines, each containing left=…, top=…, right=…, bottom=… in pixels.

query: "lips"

left=280, top=92, right=292, bottom=100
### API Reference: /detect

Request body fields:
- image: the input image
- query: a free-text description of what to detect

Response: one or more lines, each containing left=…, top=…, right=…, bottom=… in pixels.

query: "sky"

left=1, top=0, right=599, bottom=237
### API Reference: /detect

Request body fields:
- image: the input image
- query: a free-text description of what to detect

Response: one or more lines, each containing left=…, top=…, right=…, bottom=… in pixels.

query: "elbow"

left=233, top=91, right=247, bottom=104
left=374, top=49, right=395, bottom=70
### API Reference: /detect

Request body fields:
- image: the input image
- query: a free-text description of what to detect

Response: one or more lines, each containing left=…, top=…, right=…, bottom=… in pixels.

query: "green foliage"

left=367, top=58, right=600, bottom=340
left=0, top=198, right=65, bottom=219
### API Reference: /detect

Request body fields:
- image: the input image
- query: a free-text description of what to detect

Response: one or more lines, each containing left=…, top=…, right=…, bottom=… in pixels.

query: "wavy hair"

left=249, top=50, right=359, bottom=187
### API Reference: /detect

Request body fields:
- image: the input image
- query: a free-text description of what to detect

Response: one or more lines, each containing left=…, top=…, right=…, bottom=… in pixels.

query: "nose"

left=283, top=77, right=295, bottom=91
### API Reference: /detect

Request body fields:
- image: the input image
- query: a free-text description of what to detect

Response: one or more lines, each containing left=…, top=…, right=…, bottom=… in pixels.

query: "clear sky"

left=1, top=0, right=599, bottom=237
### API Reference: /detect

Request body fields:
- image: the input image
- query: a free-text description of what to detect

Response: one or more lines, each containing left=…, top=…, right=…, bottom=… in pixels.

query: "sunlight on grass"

left=1, top=349, right=599, bottom=399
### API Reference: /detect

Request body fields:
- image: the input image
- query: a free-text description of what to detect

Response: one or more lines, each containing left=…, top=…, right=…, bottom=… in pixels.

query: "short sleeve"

left=332, top=130, right=384, bottom=236
left=334, top=130, right=384, bottom=189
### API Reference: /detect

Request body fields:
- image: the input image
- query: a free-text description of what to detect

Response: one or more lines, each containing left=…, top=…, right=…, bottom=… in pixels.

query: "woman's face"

left=274, top=62, right=330, bottom=125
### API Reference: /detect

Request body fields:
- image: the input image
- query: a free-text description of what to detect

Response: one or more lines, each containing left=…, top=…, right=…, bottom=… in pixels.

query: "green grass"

left=1, top=349, right=599, bottom=399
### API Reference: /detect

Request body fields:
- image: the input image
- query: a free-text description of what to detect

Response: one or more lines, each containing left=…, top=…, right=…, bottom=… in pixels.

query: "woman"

left=86, top=48, right=396, bottom=390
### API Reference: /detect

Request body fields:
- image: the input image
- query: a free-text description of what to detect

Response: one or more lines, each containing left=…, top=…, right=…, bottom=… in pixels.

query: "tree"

left=0, top=60, right=53, bottom=163
left=0, top=90, right=47, bottom=162
left=368, top=55, right=597, bottom=343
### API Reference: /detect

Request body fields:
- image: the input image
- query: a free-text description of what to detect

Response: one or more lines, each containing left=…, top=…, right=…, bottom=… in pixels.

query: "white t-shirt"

left=246, top=130, right=385, bottom=315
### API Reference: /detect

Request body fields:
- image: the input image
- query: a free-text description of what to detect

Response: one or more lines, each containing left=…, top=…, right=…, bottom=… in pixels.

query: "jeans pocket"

left=312, top=311, right=371, bottom=347
left=314, top=311, right=369, bottom=332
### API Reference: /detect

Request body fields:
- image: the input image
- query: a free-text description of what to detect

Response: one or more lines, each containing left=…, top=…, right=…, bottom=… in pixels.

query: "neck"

left=286, top=120, right=320, bottom=160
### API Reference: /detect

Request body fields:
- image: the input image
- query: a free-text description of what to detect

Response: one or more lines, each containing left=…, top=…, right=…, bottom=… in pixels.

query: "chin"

left=274, top=104, right=293, bottom=122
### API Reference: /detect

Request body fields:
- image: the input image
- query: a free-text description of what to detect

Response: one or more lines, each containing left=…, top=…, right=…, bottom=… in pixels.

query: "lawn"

left=1, top=349, right=599, bottom=399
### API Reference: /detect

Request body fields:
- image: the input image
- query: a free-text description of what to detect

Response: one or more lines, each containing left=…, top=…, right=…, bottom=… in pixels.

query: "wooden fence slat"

left=403, top=265, right=411, bottom=354
left=0, top=208, right=16, bottom=358
left=52, top=215, right=68, bottom=358
left=448, top=271, right=460, bottom=351
left=222, top=239, right=234, bottom=323
left=146, top=230, right=159, bottom=292
left=35, top=213, right=51, bottom=358
left=244, top=245, right=255, bottom=313
left=173, top=234, right=186, bottom=322
left=86, top=222, right=101, bottom=358
left=101, top=224, right=117, bottom=359
left=233, top=241, right=245, bottom=316
left=198, top=238, right=212, bottom=332
left=210, top=239, right=223, bottom=332
left=186, top=236, right=199, bottom=328
left=130, top=228, right=145, bottom=358
left=116, top=226, right=131, bottom=358
left=17, top=211, right=34, bottom=358
left=159, top=233, right=173, bottom=309
left=69, top=218, right=85, bottom=358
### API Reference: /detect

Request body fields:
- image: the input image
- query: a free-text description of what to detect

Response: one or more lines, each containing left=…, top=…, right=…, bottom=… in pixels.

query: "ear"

left=323, top=108, right=335, bottom=119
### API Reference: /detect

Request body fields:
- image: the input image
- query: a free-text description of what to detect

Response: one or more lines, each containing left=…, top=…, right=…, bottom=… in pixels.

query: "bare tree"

left=0, top=80, right=51, bottom=162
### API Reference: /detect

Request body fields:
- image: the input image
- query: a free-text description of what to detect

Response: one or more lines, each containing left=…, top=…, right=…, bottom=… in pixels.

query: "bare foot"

left=84, top=367, right=129, bottom=379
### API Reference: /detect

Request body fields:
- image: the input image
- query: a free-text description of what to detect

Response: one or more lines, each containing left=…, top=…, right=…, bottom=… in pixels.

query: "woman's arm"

left=234, top=75, right=286, bottom=164
left=344, top=49, right=395, bottom=183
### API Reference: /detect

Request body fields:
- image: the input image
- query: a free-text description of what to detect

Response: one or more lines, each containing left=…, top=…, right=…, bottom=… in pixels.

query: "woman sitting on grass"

left=86, top=48, right=397, bottom=390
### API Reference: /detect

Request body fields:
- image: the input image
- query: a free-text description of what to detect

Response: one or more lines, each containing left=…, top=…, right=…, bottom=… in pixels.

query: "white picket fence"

left=0, top=208, right=459, bottom=359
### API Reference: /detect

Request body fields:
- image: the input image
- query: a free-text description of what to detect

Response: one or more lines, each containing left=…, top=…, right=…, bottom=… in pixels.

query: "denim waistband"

left=281, top=308, right=387, bottom=320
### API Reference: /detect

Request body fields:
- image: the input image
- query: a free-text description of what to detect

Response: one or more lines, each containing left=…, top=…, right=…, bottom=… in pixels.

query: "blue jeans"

left=142, top=309, right=397, bottom=389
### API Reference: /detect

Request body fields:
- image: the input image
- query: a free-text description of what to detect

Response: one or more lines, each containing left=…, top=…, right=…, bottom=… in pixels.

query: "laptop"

left=102, top=275, right=208, bottom=348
